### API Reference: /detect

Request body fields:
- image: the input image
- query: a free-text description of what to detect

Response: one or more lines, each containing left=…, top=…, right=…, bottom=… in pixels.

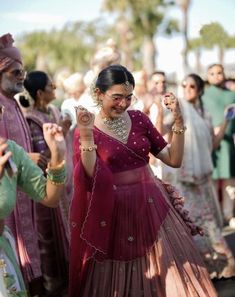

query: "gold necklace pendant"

left=103, top=115, right=128, bottom=142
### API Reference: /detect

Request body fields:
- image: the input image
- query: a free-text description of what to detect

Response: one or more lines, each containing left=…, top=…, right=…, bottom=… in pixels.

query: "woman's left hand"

left=43, top=123, right=66, bottom=164
left=163, top=92, right=183, bottom=124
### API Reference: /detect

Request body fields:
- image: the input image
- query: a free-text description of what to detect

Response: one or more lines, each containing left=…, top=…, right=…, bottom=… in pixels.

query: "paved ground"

left=212, top=227, right=235, bottom=297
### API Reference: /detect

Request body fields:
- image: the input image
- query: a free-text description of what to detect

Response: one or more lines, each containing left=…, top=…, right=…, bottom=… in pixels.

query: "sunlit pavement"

left=212, top=226, right=235, bottom=297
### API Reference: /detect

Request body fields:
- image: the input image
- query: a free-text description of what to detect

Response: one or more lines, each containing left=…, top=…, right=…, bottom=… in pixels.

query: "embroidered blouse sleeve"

left=141, top=112, right=168, bottom=156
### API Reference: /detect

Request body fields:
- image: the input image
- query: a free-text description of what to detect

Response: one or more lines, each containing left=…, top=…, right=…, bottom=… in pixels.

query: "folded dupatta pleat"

left=69, top=158, right=115, bottom=296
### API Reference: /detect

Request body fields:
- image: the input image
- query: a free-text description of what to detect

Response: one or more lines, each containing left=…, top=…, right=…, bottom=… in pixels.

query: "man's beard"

left=0, top=77, right=24, bottom=96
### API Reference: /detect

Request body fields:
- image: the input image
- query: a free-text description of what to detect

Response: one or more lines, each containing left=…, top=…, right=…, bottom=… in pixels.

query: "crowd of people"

left=0, top=32, right=235, bottom=297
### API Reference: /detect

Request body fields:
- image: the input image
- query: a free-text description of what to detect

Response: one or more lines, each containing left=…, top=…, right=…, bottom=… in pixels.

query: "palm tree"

left=17, top=19, right=112, bottom=74
left=176, top=0, right=191, bottom=74
left=102, top=0, right=179, bottom=74
left=200, top=22, right=230, bottom=65
left=188, top=37, right=202, bottom=74
left=188, top=23, right=235, bottom=75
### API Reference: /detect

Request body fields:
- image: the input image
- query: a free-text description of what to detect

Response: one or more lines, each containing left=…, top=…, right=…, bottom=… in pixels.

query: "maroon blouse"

left=93, top=110, right=167, bottom=173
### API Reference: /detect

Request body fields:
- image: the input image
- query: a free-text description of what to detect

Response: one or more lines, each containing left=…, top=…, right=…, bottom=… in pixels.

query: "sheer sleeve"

left=141, top=112, right=168, bottom=156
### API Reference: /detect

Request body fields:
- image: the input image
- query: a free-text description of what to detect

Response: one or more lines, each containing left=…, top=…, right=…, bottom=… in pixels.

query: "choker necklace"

left=102, top=115, right=128, bottom=142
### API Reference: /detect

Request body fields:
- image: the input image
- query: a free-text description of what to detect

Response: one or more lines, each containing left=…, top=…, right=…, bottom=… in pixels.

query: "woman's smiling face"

left=182, top=77, right=199, bottom=104
left=99, top=83, right=134, bottom=119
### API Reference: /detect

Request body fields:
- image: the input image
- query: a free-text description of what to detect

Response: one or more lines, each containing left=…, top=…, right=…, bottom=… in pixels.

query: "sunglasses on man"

left=5, top=69, right=26, bottom=78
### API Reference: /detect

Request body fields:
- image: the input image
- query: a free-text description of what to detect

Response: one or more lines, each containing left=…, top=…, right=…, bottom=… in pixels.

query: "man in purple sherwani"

left=0, top=33, right=47, bottom=296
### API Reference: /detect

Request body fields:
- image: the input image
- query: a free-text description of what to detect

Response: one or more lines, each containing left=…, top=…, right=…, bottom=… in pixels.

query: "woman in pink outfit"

left=69, top=65, right=217, bottom=297
left=19, top=71, right=70, bottom=296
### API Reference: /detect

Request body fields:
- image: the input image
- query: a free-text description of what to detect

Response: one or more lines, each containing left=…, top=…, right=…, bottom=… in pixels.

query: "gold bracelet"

left=47, top=160, right=66, bottom=171
left=48, top=179, right=66, bottom=186
left=172, top=125, right=187, bottom=134
left=79, top=144, right=97, bottom=152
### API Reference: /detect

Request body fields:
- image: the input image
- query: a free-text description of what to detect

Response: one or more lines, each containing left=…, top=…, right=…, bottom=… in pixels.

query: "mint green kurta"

left=202, top=85, right=235, bottom=179
left=0, top=140, right=46, bottom=296
left=0, top=140, right=46, bottom=220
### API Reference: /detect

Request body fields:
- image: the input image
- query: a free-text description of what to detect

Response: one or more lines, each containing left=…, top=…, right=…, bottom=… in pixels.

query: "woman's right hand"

left=0, top=137, right=12, bottom=179
left=75, top=106, right=96, bottom=177
left=75, top=106, right=95, bottom=136
left=43, top=123, right=66, bottom=166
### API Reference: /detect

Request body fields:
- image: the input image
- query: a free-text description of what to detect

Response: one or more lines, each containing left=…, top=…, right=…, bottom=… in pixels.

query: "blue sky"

left=1, top=0, right=235, bottom=76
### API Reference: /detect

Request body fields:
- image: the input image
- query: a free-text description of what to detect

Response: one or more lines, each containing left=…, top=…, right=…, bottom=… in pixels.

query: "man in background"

left=0, top=33, right=47, bottom=296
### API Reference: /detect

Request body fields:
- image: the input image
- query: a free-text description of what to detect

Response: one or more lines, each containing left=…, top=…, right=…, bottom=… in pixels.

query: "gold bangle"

left=47, top=159, right=66, bottom=171
left=172, top=125, right=187, bottom=134
left=79, top=144, right=97, bottom=152
left=48, top=179, right=65, bottom=186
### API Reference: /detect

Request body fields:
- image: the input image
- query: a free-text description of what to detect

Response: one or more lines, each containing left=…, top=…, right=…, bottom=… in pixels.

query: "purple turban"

left=0, top=33, right=22, bottom=72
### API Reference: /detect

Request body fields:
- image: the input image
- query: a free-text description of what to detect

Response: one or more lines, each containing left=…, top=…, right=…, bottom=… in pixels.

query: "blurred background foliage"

left=16, top=0, right=235, bottom=77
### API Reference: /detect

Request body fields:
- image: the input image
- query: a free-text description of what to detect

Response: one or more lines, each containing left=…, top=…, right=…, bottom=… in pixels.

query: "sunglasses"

left=155, top=80, right=166, bottom=84
left=182, top=83, right=196, bottom=89
left=6, top=69, right=26, bottom=78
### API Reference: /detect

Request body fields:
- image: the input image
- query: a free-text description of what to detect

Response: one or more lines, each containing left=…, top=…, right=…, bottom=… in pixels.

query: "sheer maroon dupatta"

left=69, top=134, right=115, bottom=296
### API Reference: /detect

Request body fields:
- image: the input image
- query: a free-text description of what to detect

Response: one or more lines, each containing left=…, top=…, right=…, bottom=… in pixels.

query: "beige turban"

left=91, top=39, right=121, bottom=68
left=63, top=72, right=84, bottom=94
left=0, top=33, right=22, bottom=72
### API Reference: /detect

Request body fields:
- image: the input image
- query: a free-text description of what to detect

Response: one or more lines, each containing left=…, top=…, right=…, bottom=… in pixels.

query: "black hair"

left=186, top=73, right=205, bottom=116
left=207, top=63, right=224, bottom=71
left=19, top=71, right=49, bottom=107
left=95, top=64, right=135, bottom=92
left=150, top=71, right=165, bottom=77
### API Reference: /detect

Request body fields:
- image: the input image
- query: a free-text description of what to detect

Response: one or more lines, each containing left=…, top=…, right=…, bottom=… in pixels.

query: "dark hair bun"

left=19, top=94, right=30, bottom=108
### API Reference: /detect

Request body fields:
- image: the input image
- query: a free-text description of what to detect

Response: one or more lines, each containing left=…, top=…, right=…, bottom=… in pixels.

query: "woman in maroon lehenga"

left=69, top=65, right=217, bottom=297
left=19, top=71, right=70, bottom=296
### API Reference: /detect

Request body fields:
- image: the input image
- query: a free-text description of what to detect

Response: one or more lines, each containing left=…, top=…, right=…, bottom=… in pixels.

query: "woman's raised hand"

left=43, top=123, right=66, bottom=164
left=163, top=92, right=183, bottom=124
left=75, top=106, right=95, bottom=132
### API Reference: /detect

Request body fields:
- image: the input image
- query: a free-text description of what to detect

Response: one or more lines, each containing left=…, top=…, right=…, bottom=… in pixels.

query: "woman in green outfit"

left=0, top=123, right=67, bottom=297
left=202, top=64, right=235, bottom=227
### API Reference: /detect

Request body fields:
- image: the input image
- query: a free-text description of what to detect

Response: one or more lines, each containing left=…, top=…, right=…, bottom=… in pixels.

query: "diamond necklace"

left=102, top=115, right=128, bottom=142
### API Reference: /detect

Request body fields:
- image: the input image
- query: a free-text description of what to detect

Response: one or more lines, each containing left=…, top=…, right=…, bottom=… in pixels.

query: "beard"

left=0, top=76, right=24, bottom=96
